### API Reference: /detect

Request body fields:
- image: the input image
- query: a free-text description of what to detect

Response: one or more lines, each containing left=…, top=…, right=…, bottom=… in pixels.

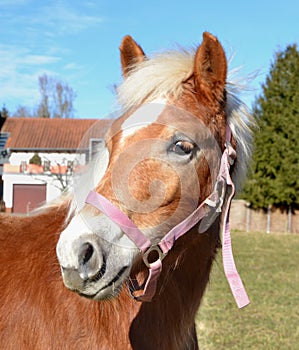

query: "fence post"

left=287, top=206, right=292, bottom=233
left=266, top=204, right=271, bottom=234
left=246, top=202, right=251, bottom=232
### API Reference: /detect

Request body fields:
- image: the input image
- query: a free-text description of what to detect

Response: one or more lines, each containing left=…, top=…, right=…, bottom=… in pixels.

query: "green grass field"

left=196, top=231, right=299, bottom=349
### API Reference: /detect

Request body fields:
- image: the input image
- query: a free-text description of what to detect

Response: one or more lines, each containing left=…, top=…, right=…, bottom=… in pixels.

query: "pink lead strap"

left=220, top=144, right=250, bottom=308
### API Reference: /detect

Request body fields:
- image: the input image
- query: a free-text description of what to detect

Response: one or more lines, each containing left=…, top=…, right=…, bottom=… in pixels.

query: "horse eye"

left=170, top=141, right=195, bottom=156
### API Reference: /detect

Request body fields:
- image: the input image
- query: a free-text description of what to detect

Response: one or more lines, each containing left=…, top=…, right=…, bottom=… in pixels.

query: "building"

left=0, top=117, right=111, bottom=213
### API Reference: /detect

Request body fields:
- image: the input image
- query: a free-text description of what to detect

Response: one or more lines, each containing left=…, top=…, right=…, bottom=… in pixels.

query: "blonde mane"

left=117, top=48, right=195, bottom=109
left=117, top=47, right=255, bottom=192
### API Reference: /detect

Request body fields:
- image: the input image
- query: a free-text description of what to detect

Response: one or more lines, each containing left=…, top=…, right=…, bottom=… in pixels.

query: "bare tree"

left=36, top=74, right=76, bottom=118
left=53, top=81, right=75, bottom=118
left=36, top=74, right=51, bottom=118
left=14, top=105, right=32, bottom=118
left=31, top=159, right=75, bottom=194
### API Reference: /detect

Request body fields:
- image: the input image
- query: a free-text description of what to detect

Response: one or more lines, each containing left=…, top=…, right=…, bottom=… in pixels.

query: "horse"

left=0, top=32, right=254, bottom=349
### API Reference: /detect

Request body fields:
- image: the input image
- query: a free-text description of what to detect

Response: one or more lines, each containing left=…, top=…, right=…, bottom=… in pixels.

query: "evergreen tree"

left=242, top=44, right=299, bottom=211
left=0, top=105, right=9, bottom=129
left=29, top=153, right=42, bottom=166
left=0, top=105, right=9, bottom=119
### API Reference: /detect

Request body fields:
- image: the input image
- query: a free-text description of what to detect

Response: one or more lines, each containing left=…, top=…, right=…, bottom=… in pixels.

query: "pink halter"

left=85, top=127, right=250, bottom=308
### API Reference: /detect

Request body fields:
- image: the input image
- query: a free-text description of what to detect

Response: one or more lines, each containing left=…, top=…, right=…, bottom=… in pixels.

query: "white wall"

left=2, top=151, right=89, bottom=210
left=2, top=173, right=66, bottom=209
left=9, top=152, right=86, bottom=166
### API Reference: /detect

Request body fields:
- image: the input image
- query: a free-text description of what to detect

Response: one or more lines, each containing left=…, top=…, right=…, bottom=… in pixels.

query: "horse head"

left=56, top=33, right=249, bottom=303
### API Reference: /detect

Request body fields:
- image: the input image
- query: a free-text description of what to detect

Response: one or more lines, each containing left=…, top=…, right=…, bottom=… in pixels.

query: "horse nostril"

left=78, top=242, right=102, bottom=280
left=79, top=242, right=94, bottom=265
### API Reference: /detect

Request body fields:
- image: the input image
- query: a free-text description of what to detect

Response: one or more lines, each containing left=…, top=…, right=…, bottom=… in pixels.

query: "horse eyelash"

left=169, top=140, right=195, bottom=156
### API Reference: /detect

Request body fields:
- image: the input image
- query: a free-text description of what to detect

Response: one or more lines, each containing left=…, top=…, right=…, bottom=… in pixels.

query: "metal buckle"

left=143, top=242, right=167, bottom=268
left=224, top=141, right=236, bottom=165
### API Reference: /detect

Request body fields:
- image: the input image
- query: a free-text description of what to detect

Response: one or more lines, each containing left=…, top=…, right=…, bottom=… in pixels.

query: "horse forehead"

left=120, top=102, right=167, bottom=139
left=108, top=101, right=210, bottom=154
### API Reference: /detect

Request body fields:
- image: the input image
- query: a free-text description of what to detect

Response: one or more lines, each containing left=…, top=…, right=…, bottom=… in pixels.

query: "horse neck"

left=128, top=220, right=220, bottom=349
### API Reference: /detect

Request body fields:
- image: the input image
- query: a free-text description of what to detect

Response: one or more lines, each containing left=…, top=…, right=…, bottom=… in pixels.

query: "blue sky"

left=0, top=0, right=298, bottom=119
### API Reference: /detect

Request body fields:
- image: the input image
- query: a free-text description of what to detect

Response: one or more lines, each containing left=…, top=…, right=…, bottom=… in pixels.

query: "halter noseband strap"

left=85, top=127, right=250, bottom=308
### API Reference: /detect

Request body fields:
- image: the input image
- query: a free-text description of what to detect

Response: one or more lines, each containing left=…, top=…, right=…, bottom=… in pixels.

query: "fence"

left=230, top=200, right=299, bottom=234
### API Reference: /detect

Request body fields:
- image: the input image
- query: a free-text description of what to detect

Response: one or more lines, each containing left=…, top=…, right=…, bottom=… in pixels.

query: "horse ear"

left=119, top=35, right=146, bottom=77
left=194, top=32, right=227, bottom=104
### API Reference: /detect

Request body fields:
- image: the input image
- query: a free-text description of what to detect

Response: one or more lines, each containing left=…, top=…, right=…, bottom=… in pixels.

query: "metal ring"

left=143, top=244, right=166, bottom=268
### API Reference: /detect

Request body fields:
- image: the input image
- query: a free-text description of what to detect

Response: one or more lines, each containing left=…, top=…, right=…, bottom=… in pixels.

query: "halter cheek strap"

left=84, top=190, right=151, bottom=252
left=85, top=129, right=250, bottom=308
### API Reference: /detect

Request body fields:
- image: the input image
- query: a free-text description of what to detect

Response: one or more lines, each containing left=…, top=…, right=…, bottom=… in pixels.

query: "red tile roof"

left=2, top=118, right=112, bottom=151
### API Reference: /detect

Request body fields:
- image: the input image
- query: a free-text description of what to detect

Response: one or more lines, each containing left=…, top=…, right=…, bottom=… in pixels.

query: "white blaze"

left=121, top=101, right=166, bottom=139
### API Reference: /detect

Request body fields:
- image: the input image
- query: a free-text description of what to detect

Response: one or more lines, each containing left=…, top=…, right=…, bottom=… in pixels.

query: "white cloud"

left=63, top=63, right=82, bottom=70
left=1, top=1, right=103, bottom=41
left=31, top=3, right=103, bottom=35
left=0, top=45, right=61, bottom=111
left=0, top=1, right=105, bottom=114
left=20, top=55, right=61, bottom=66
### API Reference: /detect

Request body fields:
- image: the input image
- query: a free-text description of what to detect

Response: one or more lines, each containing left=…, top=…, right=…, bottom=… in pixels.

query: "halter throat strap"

left=85, top=127, right=250, bottom=308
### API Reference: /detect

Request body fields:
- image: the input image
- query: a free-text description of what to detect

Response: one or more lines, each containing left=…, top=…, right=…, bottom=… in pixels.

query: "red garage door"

left=13, top=184, right=46, bottom=214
